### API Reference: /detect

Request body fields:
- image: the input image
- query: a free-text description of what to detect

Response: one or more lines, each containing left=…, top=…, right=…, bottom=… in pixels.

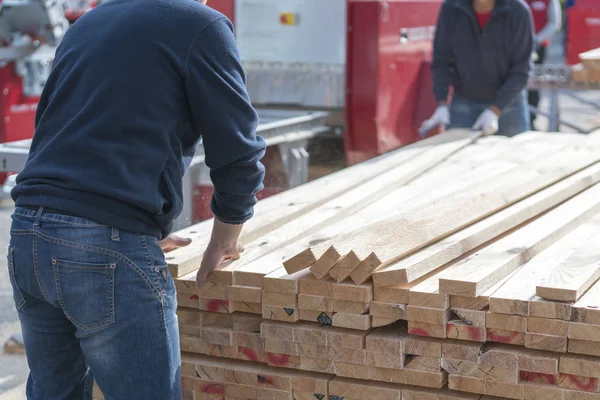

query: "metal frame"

left=528, top=88, right=600, bottom=133
left=173, top=110, right=330, bottom=230
left=0, top=139, right=31, bottom=172
left=529, top=64, right=600, bottom=133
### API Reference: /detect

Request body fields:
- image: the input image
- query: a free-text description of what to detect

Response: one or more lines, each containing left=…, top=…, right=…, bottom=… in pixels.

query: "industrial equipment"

left=0, top=0, right=68, bottom=183
left=0, top=0, right=68, bottom=141
left=565, top=0, right=600, bottom=65
left=64, top=0, right=97, bottom=23
left=211, top=0, right=441, bottom=164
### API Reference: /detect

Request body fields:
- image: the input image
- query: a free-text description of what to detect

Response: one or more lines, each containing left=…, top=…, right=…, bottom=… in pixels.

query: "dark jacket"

left=12, top=0, right=266, bottom=239
left=432, top=0, right=535, bottom=110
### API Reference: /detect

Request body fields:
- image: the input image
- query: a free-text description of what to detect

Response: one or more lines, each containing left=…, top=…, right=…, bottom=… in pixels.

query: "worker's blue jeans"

left=7, top=207, right=181, bottom=400
left=448, top=90, right=530, bottom=137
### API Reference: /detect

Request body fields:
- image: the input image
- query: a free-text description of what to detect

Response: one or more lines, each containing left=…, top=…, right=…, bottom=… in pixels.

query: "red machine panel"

left=566, top=3, right=600, bottom=65
left=345, top=0, right=442, bottom=165
left=208, top=0, right=235, bottom=24
left=0, top=66, right=37, bottom=144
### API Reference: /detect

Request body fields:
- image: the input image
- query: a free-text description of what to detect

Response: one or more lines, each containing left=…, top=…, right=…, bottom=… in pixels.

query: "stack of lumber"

left=571, top=48, right=600, bottom=82
left=91, top=129, right=600, bottom=400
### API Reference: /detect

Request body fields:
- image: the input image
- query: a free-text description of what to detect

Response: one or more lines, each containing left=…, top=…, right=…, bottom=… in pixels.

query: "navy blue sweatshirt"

left=12, top=0, right=266, bottom=239
left=432, top=0, right=534, bottom=110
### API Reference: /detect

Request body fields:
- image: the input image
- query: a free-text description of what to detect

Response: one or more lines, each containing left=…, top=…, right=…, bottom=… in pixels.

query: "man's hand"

left=196, top=219, right=245, bottom=287
left=158, top=234, right=192, bottom=253
left=418, top=105, right=450, bottom=138
left=196, top=242, right=244, bottom=287
left=472, top=108, right=499, bottom=136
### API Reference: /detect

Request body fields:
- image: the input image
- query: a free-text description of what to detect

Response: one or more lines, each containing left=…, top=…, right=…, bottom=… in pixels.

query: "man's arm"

left=184, top=17, right=266, bottom=284
left=535, top=0, right=562, bottom=46
left=491, top=7, right=534, bottom=111
left=431, top=2, right=454, bottom=105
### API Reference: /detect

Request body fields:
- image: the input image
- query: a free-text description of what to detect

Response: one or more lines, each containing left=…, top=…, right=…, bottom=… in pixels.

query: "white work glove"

left=472, top=109, right=499, bottom=136
left=418, top=105, right=450, bottom=138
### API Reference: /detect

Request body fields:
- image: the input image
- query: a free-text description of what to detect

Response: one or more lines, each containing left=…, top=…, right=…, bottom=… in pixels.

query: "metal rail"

left=174, top=109, right=331, bottom=230
left=528, top=64, right=600, bottom=133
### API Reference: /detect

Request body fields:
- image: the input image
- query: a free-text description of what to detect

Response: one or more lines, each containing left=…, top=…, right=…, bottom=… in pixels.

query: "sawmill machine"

left=210, top=0, right=442, bottom=165
left=0, top=0, right=68, bottom=183
left=565, top=0, right=600, bottom=65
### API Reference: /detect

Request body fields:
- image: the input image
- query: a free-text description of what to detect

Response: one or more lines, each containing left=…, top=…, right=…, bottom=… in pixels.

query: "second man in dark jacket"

left=420, top=0, right=535, bottom=137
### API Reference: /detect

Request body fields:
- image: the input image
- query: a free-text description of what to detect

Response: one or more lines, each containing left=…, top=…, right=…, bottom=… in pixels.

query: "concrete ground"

left=0, top=32, right=599, bottom=400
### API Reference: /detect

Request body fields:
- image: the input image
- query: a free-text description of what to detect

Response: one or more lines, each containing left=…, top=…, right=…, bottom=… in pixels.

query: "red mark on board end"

left=207, top=299, right=229, bottom=312
left=200, top=383, right=224, bottom=394
left=268, top=352, right=291, bottom=366
left=520, top=371, right=557, bottom=385
left=467, top=326, right=484, bottom=341
left=446, top=324, right=484, bottom=341
left=561, top=374, right=599, bottom=392
left=487, top=329, right=521, bottom=344
left=239, top=346, right=260, bottom=362
left=408, top=327, right=431, bottom=337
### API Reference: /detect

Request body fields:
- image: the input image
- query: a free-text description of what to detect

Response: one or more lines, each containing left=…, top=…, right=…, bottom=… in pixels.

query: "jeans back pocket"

left=53, top=258, right=116, bottom=332
left=7, top=247, right=26, bottom=311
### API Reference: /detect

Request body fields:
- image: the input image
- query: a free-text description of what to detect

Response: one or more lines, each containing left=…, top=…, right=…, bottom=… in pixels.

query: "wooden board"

left=343, top=145, right=600, bottom=288
left=374, top=161, right=600, bottom=287
left=489, top=217, right=600, bottom=316
left=283, top=130, right=483, bottom=275
left=216, top=131, right=483, bottom=285
left=437, top=181, right=600, bottom=297
left=536, top=225, right=600, bottom=302
left=571, top=279, right=600, bottom=325
left=231, top=160, right=476, bottom=289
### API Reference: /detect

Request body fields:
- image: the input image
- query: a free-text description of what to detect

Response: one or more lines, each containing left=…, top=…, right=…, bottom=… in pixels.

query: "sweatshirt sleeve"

left=431, top=3, right=454, bottom=104
left=184, top=17, right=266, bottom=225
left=492, top=6, right=534, bottom=110
left=535, top=0, right=561, bottom=45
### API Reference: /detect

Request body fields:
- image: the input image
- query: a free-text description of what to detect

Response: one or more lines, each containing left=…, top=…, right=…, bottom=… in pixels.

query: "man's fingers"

left=224, top=252, right=241, bottom=261
left=168, top=234, right=192, bottom=247
left=196, top=270, right=208, bottom=287
left=159, top=234, right=192, bottom=253
left=195, top=243, right=244, bottom=288
left=196, top=251, right=226, bottom=288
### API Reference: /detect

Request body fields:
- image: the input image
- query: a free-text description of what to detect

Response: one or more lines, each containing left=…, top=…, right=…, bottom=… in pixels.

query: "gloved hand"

left=418, top=105, right=450, bottom=138
left=472, top=108, right=499, bottom=136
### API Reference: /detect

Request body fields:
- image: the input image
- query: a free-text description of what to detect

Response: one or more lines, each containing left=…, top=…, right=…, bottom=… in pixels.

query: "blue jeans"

left=7, top=207, right=181, bottom=399
left=448, top=90, right=530, bottom=137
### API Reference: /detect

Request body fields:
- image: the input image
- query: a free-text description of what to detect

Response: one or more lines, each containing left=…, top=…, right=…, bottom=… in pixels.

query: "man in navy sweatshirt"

left=7, top=0, right=265, bottom=398
left=419, top=0, right=535, bottom=137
